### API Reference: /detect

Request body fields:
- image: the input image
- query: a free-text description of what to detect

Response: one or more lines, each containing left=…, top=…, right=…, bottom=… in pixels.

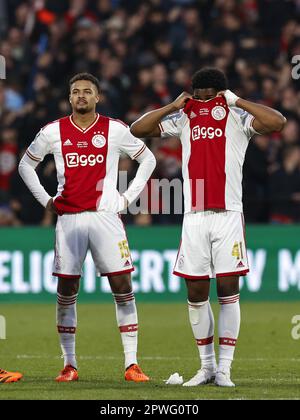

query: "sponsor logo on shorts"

left=211, top=106, right=226, bottom=120
left=232, top=241, right=244, bottom=260
left=66, top=153, right=104, bottom=167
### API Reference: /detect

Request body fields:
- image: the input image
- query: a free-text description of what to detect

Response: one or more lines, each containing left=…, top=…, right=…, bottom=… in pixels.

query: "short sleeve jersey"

left=159, top=97, right=259, bottom=213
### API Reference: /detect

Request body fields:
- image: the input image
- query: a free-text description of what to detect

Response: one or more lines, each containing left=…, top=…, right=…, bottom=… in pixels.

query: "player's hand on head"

left=171, top=92, right=192, bottom=110
left=217, top=89, right=240, bottom=107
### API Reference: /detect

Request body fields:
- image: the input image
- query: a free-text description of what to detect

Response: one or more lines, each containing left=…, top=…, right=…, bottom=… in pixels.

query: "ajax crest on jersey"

left=212, top=106, right=226, bottom=121
left=92, top=134, right=106, bottom=148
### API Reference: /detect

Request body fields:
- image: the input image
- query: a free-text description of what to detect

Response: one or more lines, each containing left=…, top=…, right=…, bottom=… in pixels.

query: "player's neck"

left=72, top=111, right=98, bottom=130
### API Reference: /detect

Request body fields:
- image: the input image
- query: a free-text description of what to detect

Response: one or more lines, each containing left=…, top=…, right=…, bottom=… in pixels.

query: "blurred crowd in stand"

left=0, top=0, right=300, bottom=226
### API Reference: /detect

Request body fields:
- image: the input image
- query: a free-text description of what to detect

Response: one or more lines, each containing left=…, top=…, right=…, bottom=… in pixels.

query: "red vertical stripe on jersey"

left=54, top=115, right=109, bottom=214
left=184, top=97, right=229, bottom=210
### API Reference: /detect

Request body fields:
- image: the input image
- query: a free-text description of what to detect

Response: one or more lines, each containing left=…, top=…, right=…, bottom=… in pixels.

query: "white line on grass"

left=9, top=355, right=300, bottom=362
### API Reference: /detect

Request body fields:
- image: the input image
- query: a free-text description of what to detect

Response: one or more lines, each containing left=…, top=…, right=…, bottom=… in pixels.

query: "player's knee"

left=217, top=276, right=239, bottom=297
left=108, top=274, right=132, bottom=295
left=185, top=279, right=210, bottom=302
left=57, top=277, right=80, bottom=296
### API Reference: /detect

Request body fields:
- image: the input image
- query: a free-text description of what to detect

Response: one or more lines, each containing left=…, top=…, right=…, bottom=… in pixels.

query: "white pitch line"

left=7, top=355, right=300, bottom=362
left=14, top=355, right=183, bottom=360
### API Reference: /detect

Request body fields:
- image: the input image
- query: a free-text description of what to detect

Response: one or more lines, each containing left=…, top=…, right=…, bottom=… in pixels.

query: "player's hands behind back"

left=46, top=198, right=57, bottom=214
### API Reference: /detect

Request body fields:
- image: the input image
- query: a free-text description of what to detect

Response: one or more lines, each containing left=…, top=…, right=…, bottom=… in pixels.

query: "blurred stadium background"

left=0, top=0, right=300, bottom=400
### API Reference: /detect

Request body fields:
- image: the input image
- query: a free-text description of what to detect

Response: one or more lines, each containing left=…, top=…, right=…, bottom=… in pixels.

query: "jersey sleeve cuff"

left=250, top=116, right=263, bottom=136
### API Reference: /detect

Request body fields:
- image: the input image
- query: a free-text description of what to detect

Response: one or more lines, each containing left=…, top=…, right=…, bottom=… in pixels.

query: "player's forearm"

left=123, top=148, right=156, bottom=204
left=236, top=98, right=286, bottom=132
left=18, top=155, right=51, bottom=208
left=130, top=104, right=177, bottom=137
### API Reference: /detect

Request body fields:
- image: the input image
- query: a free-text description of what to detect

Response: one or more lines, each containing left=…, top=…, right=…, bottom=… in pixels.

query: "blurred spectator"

left=269, top=145, right=300, bottom=223
left=0, top=0, right=299, bottom=225
left=243, top=135, right=270, bottom=222
left=0, top=127, right=18, bottom=195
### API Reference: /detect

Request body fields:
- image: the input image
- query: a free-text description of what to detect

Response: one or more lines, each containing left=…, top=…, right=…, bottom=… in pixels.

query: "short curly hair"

left=192, top=68, right=228, bottom=91
left=69, top=73, right=101, bottom=93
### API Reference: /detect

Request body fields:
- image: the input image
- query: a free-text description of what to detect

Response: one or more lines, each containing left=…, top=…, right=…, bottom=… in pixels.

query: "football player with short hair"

left=19, top=73, right=156, bottom=383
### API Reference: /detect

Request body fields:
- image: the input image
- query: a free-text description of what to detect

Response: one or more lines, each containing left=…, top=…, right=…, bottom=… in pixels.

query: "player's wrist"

left=168, top=102, right=181, bottom=112
left=122, top=195, right=129, bottom=208
left=118, top=194, right=129, bottom=212
left=224, top=89, right=240, bottom=107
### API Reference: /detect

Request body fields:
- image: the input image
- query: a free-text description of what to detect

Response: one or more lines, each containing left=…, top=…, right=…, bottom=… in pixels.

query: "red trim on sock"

left=119, top=324, right=138, bottom=333
left=219, top=337, right=237, bottom=346
left=57, top=297, right=77, bottom=302
left=196, top=336, right=214, bottom=346
left=57, top=300, right=77, bottom=306
left=218, top=294, right=239, bottom=300
left=218, top=298, right=240, bottom=305
left=114, top=296, right=135, bottom=303
left=114, top=292, right=134, bottom=297
left=57, top=326, right=76, bottom=334
left=218, top=294, right=240, bottom=305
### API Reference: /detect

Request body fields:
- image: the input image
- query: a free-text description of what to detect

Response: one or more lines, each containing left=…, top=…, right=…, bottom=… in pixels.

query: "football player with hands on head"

left=19, top=73, right=156, bottom=383
left=130, top=67, right=286, bottom=388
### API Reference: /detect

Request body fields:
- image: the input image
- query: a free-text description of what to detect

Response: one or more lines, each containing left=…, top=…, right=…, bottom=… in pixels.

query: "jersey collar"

left=69, top=113, right=100, bottom=133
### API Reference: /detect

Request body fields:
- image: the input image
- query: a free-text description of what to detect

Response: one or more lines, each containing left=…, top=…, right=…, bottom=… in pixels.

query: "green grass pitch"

left=0, top=302, right=300, bottom=400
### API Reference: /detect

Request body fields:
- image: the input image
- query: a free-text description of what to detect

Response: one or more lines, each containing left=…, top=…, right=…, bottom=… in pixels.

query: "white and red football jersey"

left=159, top=97, right=259, bottom=213
left=26, top=113, right=147, bottom=215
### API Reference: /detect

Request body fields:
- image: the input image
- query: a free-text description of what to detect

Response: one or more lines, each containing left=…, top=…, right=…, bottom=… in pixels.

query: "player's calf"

left=56, top=286, right=78, bottom=373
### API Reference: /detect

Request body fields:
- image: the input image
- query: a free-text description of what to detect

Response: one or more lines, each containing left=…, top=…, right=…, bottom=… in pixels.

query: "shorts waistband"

left=189, top=209, right=228, bottom=216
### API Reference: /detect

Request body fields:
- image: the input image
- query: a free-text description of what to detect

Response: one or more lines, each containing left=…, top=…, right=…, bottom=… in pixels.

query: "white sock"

left=188, top=300, right=216, bottom=371
left=56, top=293, right=78, bottom=369
left=113, top=292, right=138, bottom=369
left=218, top=294, right=240, bottom=373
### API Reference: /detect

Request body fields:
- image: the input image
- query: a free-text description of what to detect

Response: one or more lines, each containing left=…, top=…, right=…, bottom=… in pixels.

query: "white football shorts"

left=173, top=210, right=249, bottom=279
left=53, top=211, right=133, bottom=278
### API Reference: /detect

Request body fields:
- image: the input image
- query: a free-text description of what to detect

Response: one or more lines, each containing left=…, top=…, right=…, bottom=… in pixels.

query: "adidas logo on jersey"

left=237, top=261, right=245, bottom=268
left=63, top=139, right=73, bottom=146
left=190, top=111, right=197, bottom=119
left=124, top=260, right=131, bottom=267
